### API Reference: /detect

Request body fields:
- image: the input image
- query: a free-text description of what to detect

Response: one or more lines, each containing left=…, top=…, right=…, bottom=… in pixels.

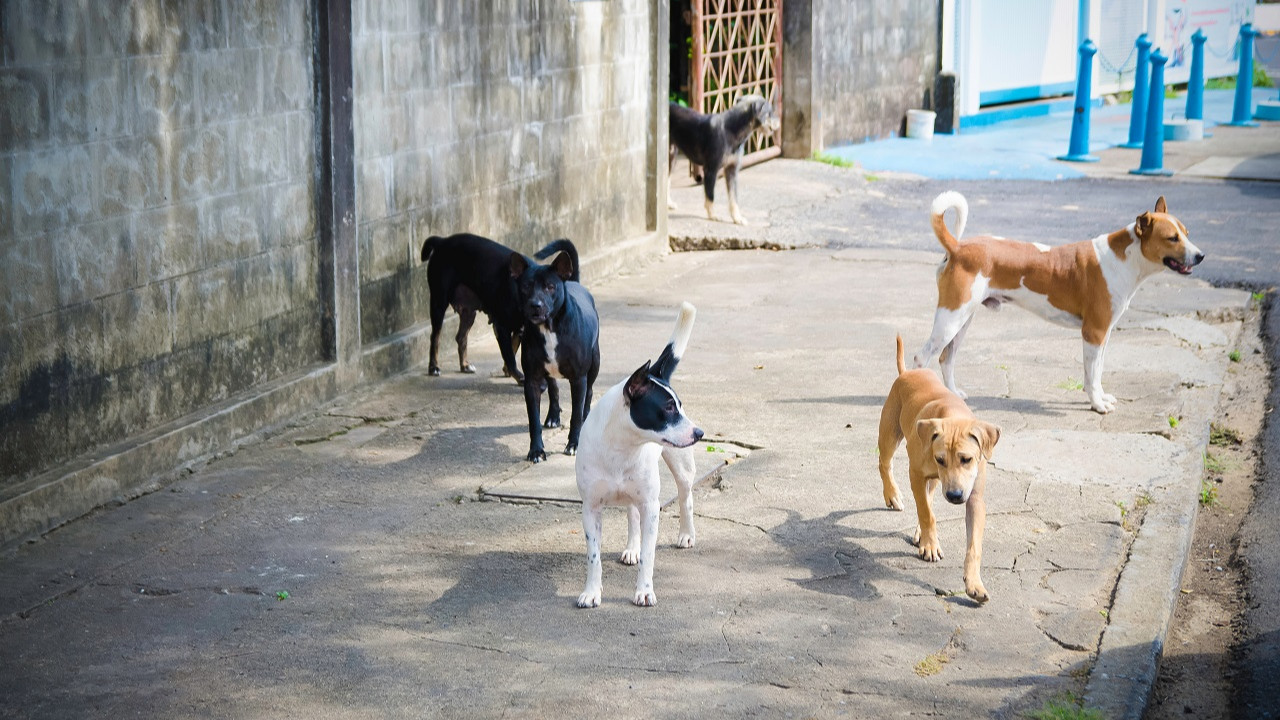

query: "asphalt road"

left=820, top=175, right=1280, bottom=717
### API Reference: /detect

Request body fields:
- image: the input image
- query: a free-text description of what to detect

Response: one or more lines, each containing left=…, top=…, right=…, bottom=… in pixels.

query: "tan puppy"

left=914, top=192, right=1204, bottom=414
left=879, top=336, right=1001, bottom=602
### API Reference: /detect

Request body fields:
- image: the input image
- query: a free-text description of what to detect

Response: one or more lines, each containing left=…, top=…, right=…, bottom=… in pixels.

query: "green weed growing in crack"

left=1023, top=692, right=1105, bottom=720
left=1210, top=423, right=1243, bottom=447
left=1200, top=480, right=1220, bottom=508
left=1229, top=349, right=1242, bottom=363
left=1055, top=377, right=1084, bottom=392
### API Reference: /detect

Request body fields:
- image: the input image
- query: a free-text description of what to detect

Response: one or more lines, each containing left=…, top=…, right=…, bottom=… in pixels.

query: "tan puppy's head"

left=915, top=418, right=1001, bottom=505
left=1135, top=196, right=1204, bottom=275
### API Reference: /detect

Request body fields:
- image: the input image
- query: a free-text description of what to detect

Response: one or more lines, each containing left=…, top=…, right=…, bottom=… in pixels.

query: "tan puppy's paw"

left=918, top=542, right=944, bottom=562
left=965, top=577, right=989, bottom=603
left=884, top=491, right=904, bottom=511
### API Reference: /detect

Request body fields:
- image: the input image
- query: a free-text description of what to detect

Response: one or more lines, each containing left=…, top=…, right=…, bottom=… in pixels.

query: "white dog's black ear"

left=624, top=361, right=652, bottom=403
left=509, top=252, right=528, bottom=279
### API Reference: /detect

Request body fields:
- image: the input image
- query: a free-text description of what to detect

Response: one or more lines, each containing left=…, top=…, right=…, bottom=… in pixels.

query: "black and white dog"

left=574, top=302, right=704, bottom=608
left=510, top=240, right=601, bottom=463
left=668, top=94, right=780, bottom=225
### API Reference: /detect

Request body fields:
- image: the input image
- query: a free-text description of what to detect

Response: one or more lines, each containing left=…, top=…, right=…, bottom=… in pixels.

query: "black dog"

left=421, top=235, right=583, bottom=383
left=510, top=240, right=600, bottom=463
left=668, top=94, right=780, bottom=225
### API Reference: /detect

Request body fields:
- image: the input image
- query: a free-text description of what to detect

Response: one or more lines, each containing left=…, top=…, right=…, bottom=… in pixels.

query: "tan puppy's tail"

left=895, top=334, right=906, bottom=375
left=930, top=191, right=968, bottom=256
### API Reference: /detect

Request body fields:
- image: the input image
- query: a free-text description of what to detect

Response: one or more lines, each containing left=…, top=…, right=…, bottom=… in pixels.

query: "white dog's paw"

left=576, top=588, right=602, bottom=608
left=618, top=548, right=640, bottom=565
left=731, top=213, right=749, bottom=226
left=633, top=589, right=657, bottom=607
left=667, top=198, right=677, bottom=210
left=676, top=533, right=695, bottom=549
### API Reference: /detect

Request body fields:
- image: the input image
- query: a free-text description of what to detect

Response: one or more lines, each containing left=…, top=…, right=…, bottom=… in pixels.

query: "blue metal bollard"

left=1122, top=34, right=1152, bottom=149
left=1186, top=28, right=1206, bottom=121
left=1059, top=39, right=1100, bottom=162
left=1131, top=49, right=1172, bottom=176
left=1226, top=23, right=1259, bottom=127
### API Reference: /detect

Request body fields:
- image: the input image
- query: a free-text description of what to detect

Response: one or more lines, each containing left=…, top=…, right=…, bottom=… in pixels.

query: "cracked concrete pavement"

left=0, top=161, right=1257, bottom=718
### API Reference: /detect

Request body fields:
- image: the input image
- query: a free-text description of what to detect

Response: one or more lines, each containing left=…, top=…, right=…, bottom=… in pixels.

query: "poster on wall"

left=1160, top=0, right=1255, bottom=84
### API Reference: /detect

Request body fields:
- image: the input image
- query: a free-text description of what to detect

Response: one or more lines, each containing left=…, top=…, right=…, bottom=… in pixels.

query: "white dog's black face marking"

left=624, top=360, right=703, bottom=448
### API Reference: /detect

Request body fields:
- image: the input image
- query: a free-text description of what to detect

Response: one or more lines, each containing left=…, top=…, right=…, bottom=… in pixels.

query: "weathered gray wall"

left=783, top=0, right=939, bottom=154
left=815, top=0, right=938, bottom=145
left=354, top=0, right=654, bottom=341
left=0, top=2, right=322, bottom=486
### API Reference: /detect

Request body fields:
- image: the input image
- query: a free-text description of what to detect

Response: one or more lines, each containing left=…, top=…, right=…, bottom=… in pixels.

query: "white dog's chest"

left=576, top=445, right=663, bottom=507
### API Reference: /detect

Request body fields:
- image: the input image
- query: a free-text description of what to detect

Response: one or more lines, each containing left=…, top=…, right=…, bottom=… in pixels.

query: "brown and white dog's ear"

left=623, top=361, right=652, bottom=404
left=915, top=418, right=942, bottom=446
left=971, top=421, right=1001, bottom=460
left=1135, top=211, right=1154, bottom=237
left=509, top=252, right=528, bottom=279
left=1154, top=196, right=1167, bottom=214
left=551, top=250, right=575, bottom=281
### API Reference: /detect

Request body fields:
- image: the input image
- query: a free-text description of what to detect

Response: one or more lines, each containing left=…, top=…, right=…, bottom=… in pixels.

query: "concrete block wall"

left=815, top=0, right=939, bottom=145
left=353, top=0, right=653, bottom=341
left=0, top=1, right=322, bottom=486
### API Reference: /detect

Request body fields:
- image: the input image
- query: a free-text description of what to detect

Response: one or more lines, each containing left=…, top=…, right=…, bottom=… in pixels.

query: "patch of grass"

left=1204, top=451, right=1226, bottom=475
left=1055, top=377, right=1084, bottom=392
left=1023, top=693, right=1105, bottom=720
left=1168, top=415, right=1179, bottom=429
left=1135, top=492, right=1154, bottom=509
left=275, top=590, right=290, bottom=601
left=1210, top=423, right=1243, bottom=447
left=810, top=151, right=855, bottom=169
left=1229, top=349, right=1242, bottom=362
left=1205, top=66, right=1275, bottom=90
left=1114, top=500, right=1128, bottom=519
left=1252, top=290, right=1268, bottom=306
left=913, top=651, right=949, bottom=677
left=1200, top=480, right=1220, bottom=508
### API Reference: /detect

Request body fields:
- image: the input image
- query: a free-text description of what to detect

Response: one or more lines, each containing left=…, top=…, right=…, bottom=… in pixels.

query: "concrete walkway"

left=2, top=96, right=1274, bottom=717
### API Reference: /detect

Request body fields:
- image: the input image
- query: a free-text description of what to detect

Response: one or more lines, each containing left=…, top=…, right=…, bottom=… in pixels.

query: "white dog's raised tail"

left=670, top=302, right=697, bottom=359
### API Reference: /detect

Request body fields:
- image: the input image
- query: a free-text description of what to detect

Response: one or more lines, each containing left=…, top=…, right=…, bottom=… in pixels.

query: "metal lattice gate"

left=690, top=0, right=783, bottom=164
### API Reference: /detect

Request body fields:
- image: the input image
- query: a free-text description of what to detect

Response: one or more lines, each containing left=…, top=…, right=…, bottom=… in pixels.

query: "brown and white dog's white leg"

left=938, top=314, right=975, bottom=398
left=663, top=447, right=698, bottom=548
left=1082, top=337, right=1116, bottom=414
left=916, top=303, right=979, bottom=398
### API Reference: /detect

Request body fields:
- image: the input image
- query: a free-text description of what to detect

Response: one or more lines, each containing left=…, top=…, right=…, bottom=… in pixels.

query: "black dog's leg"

left=455, top=306, right=477, bottom=373
left=701, top=160, right=721, bottom=221
left=564, top=374, right=590, bottom=456
left=544, top=377, right=562, bottom=429
left=724, top=161, right=746, bottom=225
left=493, top=323, right=524, bottom=384
left=427, top=283, right=450, bottom=377
left=524, top=377, right=547, bottom=463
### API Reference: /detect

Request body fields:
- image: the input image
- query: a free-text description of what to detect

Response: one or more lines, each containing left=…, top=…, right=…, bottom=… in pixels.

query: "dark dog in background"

left=510, top=240, right=601, bottom=463
left=420, top=235, right=581, bottom=384
left=668, top=94, right=780, bottom=225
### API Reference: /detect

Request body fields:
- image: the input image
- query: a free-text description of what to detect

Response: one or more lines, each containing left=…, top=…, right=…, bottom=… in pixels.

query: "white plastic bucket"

left=906, top=109, right=936, bottom=140
left=1163, top=118, right=1203, bottom=142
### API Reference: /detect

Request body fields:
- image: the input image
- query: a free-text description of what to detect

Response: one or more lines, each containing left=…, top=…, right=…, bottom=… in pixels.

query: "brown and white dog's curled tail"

left=895, top=334, right=906, bottom=376
left=930, top=191, right=968, bottom=256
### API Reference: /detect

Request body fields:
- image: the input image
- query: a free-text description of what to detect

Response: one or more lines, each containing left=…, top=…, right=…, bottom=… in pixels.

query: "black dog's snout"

left=693, top=427, right=704, bottom=442
left=945, top=489, right=965, bottom=505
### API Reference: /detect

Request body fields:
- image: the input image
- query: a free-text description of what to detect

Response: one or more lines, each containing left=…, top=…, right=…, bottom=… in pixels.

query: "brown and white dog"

left=914, top=192, right=1204, bottom=414
left=879, top=335, right=1001, bottom=602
